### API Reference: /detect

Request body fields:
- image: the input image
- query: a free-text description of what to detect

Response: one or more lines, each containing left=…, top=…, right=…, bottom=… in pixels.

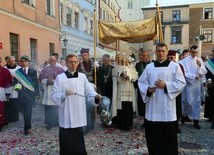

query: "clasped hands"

left=148, top=79, right=166, bottom=93
left=155, top=79, right=166, bottom=89
left=120, top=71, right=130, bottom=80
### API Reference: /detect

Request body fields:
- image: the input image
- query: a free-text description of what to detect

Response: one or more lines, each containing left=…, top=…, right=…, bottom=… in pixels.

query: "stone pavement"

left=0, top=100, right=214, bottom=155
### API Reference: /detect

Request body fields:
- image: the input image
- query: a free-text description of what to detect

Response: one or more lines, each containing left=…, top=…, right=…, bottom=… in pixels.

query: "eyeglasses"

left=68, top=61, right=78, bottom=64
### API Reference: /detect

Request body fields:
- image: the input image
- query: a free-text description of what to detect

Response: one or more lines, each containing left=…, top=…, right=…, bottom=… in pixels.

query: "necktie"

left=23, top=68, right=26, bottom=74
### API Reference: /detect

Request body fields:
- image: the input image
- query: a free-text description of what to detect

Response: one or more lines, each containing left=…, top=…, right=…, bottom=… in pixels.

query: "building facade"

left=59, top=0, right=116, bottom=59
left=142, top=0, right=214, bottom=58
left=98, top=0, right=120, bottom=53
left=142, top=5, right=190, bottom=58
left=59, top=0, right=95, bottom=58
left=189, top=2, right=214, bottom=56
left=0, top=0, right=61, bottom=65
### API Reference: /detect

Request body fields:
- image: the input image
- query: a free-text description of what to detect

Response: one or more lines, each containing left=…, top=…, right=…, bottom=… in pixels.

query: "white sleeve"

left=138, top=68, right=150, bottom=103
left=52, top=75, right=66, bottom=107
left=165, top=65, right=186, bottom=100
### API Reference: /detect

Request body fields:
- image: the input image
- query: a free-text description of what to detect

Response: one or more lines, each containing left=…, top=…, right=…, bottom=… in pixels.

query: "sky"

left=148, top=0, right=214, bottom=7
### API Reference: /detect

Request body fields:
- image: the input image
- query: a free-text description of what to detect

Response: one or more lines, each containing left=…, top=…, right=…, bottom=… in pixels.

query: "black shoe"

left=181, top=116, right=186, bottom=124
left=177, top=127, right=182, bottom=134
left=208, top=118, right=212, bottom=122
left=194, top=123, right=201, bottom=129
left=24, top=129, right=31, bottom=135
left=46, top=125, right=52, bottom=130
left=211, top=123, right=214, bottom=129
left=186, top=116, right=191, bottom=122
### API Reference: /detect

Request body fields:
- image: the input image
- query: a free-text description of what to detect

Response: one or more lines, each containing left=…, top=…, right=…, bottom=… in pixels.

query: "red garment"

left=0, top=66, right=12, bottom=126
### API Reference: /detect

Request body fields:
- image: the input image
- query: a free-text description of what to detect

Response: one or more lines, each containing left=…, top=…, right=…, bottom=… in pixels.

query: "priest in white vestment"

left=180, top=45, right=207, bottom=129
left=111, top=54, right=138, bottom=131
left=138, top=43, right=186, bottom=155
left=4, top=56, right=21, bottom=122
left=52, top=54, right=102, bottom=155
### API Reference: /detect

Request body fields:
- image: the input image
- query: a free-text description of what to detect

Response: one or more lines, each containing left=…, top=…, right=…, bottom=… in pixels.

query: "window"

left=204, top=8, right=213, bottom=19
left=66, top=8, right=72, bottom=26
left=99, top=7, right=102, bottom=20
left=22, top=0, right=34, bottom=7
left=102, top=10, right=106, bottom=20
left=108, top=0, right=110, bottom=6
left=23, top=0, right=29, bottom=4
left=128, top=0, right=133, bottom=9
left=106, top=13, right=109, bottom=21
left=90, top=20, right=93, bottom=35
left=60, top=3, right=64, bottom=24
left=203, top=29, right=212, bottom=42
left=30, top=38, right=37, bottom=64
left=10, top=33, right=19, bottom=61
left=49, top=43, right=55, bottom=56
left=171, top=29, right=182, bottom=44
left=74, top=12, right=79, bottom=29
left=46, top=0, right=55, bottom=17
left=172, top=10, right=180, bottom=22
left=84, top=17, right=88, bottom=32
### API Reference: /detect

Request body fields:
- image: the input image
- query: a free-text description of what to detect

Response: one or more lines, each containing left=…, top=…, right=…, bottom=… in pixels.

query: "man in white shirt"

left=138, top=43, right=186, bottom=155
left=180, top=45, right=207, bottom=129
left=52, top=54, right=102, bottom=155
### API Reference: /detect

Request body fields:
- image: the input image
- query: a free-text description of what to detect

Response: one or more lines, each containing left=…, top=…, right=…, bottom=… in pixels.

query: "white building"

left=116, top=0, right=150, bottom=57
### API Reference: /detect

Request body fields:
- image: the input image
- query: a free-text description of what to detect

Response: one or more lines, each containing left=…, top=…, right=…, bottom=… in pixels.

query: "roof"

left=144, top=0, right=214, bottom=8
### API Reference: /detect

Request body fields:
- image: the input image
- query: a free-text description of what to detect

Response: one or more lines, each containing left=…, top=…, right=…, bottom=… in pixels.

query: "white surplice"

left=52, top=72, right=97, bottom=128
left=180, top=56, right=207, bottom=120
left=138, top=62, right=186, bottom=122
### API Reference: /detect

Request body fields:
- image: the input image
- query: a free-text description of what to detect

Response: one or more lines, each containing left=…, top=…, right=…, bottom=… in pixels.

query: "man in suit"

left=135, top=50, right=152, bottom=128
left=14, top=55, right=39, bottom=135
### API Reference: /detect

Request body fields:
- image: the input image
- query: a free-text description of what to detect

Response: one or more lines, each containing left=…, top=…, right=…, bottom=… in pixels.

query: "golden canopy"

left=98, top=16, right=158, bottom=45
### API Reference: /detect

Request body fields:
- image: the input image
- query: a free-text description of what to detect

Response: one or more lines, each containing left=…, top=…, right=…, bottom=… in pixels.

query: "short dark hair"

left=190, top=45, right=198, bottom=50
left=5, top=56, right=9, bottom=61
left=182, top=49, right=189, bottom=55
left=102, top=54, right=110, bottom=59
left=51, top=53, right=59, bottom=57
left=156, top=43, right=168, bottom=50
left=66, top=54, right=78, bottom=62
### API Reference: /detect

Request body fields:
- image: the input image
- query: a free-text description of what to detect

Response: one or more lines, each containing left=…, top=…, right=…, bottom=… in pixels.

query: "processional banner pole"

left=156, top=0, right=164, bottom=43
left=94, top=8, right=97, bottom=86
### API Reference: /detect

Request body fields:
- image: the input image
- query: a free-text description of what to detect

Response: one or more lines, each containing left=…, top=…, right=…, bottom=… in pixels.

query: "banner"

left=98, top=16, right=158, bottom=44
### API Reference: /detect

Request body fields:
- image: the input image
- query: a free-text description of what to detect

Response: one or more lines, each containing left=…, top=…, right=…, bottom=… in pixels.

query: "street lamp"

left=59, top=34, right=68, bottom=47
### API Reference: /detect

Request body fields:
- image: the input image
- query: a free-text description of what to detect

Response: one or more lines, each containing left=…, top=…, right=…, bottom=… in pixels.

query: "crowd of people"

left=0, top=44, right=214, bottom=154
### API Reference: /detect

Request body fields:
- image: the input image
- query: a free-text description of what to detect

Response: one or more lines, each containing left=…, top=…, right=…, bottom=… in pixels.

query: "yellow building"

left=142, top=4, right=190, bottom=58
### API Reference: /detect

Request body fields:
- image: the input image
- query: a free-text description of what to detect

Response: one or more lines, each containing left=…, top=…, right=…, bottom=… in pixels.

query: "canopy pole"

left=156, top=0, right=164, bottom=43
left=93, top=8, right=97, bottom=86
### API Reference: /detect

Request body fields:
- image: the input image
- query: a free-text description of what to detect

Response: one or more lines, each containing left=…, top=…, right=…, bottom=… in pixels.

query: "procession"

left=1, top=0, right=214, bottom=155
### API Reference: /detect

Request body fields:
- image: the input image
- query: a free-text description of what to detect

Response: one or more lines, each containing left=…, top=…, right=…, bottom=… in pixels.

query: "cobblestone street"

left=0, top=100, right=214, bottom=155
